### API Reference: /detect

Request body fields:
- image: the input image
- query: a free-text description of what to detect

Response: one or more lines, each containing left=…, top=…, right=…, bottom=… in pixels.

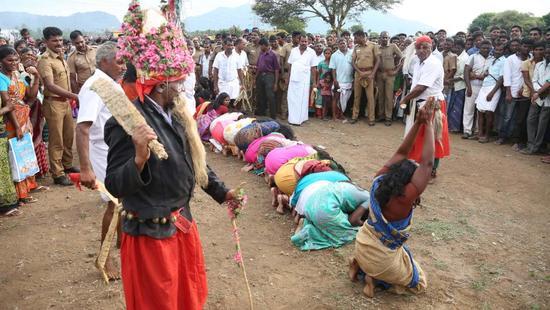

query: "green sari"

left=291, top=181, right=369, bottom=251
left=0, top=121, right=18, bottom=211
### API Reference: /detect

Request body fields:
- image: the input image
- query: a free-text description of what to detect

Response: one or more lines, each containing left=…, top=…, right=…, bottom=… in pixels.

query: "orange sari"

left=4, top=73, right=38, bottom=199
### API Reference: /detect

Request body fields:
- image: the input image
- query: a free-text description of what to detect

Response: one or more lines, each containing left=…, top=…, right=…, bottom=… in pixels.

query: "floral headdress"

left=117, top=0, right=194, bottom=100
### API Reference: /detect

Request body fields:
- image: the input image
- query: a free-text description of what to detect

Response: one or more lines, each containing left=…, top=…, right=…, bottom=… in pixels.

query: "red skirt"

left=408, top=100, right=451, bottom=161
left=121, top=217, right=208, bottom=310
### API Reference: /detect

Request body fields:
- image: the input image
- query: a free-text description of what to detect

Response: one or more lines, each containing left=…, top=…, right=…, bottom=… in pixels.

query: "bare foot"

left=240, top=150, right=246, bottom=162
left=104, top=254, right=121, bottom=281
left=276, top=195, right=285, bottom=214
left=294, top=217, right=304, bottom=234
left=270, top=187, right=279, bottom=208
left=241, top=164, right=254, bottom=172
left=363, top=274, right=375, bottom=298
left=294, top=213, right=300, bottom=224
left=348, top=256, right=360, bottom=282
left=222, top=146, right=229, bottom=156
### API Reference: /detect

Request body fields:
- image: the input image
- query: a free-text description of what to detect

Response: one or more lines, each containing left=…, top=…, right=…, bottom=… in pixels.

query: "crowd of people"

left=0, top=1, right=549, bottom=307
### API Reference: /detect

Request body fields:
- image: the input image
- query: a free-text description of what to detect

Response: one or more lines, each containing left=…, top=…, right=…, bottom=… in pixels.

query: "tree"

left=468, top=10, right=544, bottom=33
left=468, top=12, right=495, bottom=33
left=542, top=12, right=550, bottom=28
left=253, top=0, right=401, bottom=34
left=279, top=17, right=307, bottom=34
left=348, top=24, right=364, bottom=34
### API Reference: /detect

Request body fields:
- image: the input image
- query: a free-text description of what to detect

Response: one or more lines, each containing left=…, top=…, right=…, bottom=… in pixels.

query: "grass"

left=413, top=217, right=477, bottom=242
left=471, top=263, right=503, bottom=292
left=433, top=259, right=449, bottom=271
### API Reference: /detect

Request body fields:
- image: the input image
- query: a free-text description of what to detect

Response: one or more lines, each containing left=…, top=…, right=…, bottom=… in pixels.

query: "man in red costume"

left=104, top=2, right=236, bottom=309
left=399, top=35, right=450, bottom=179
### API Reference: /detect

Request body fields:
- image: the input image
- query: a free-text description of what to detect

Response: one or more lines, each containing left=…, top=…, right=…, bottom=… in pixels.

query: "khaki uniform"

left=376, top=43, right=403, bottom=120
left=67, top=47, right=96, bottom=89
left=192, top=47, right=203, bottom=78
left=245, top=42, right=262, bottom=110
left=352, top=42, right=380, bottom=121
left=443, top=52, right=457, bottom=93
left=37, top=48, right=75, bottom=178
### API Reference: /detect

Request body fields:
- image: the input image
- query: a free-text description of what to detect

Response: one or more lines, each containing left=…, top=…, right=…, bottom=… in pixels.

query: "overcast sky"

left=6, top=0, right=549, bottom=33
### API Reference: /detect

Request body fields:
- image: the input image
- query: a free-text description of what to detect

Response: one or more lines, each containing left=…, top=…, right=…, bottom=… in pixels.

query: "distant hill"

left=0, top=11, right=120, bottom=32
left=184, top=4, right=435, bottom=34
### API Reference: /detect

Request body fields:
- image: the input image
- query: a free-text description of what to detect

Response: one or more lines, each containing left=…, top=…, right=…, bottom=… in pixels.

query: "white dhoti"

left=89, top=141, right=110, bottom=202
left=287, top=81, right=310, bottom=125
left=218, top=79, right=240, bottom=100
left=338, top=82, right=352, bottom=113
left=475, top=86, right=501, bottom=112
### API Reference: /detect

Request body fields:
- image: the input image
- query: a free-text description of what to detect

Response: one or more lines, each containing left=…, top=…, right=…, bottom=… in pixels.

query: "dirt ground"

left=1, top=118, right=549, bottom=310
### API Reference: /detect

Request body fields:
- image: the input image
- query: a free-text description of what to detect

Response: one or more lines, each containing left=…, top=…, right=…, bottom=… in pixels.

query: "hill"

left=184, top=4, right=435, bottom=34
left=0, top=11, right=120, bottom=32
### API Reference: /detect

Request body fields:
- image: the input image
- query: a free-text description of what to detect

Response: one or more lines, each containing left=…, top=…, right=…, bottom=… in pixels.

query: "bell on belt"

left=152, top=218, right=159, bottom=224
left=160, top=217, right=167, bottom=224
left=121, top=210, right=127, bottom=218
left=170, top=215, right=177, bottom=223
left=400, top=103, right=407, bottom=109
left=126, top=213, right=134, bottom=220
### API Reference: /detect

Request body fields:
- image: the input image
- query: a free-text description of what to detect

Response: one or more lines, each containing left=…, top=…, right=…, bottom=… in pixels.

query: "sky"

left=4, top=0, right=549, bottom=33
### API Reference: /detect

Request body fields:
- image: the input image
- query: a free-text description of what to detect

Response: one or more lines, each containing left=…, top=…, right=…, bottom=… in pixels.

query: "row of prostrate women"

left=194, top=93, right=438, bottom=297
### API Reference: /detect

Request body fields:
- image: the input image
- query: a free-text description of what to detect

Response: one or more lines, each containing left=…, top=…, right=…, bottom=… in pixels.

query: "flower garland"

left=117, top=0, right=194, bottom=80
left=225, top=184, right=254, bottom=309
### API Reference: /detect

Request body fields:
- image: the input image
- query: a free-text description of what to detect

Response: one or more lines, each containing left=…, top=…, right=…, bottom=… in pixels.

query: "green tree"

left=279, top=17, right=307, bottom=34
left=542, top=12, right=550, bottom=28
left=468, top=12, right=495, bottom=32
left=349, top=24, right=364, bottom=34
left=468, top=10, right=544, bottom=33
left=253, top=0, right=401, bottom=34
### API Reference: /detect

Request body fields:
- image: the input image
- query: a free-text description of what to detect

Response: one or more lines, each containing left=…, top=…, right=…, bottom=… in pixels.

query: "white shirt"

left=235, top=50, right=249, bottom=69
left=213, top=50, right=244, bottom=82
left=466, top=53, right=493, bottom=87
left=315, top=53, right=324, bottom=66
left=453, top=50, right=469, bottom=91
left=432, top=49, right=444, bottom=64
left=411, top=54, right=444, bottom=100
left=503, top=54, right=525, bottom=98
left=288, top=47, right=318, bottom=82
left=532, top=59, right=550, bottom=107
left=199, top=53, right=212, bottom=78
left=77, top=69, right=121, bottom=147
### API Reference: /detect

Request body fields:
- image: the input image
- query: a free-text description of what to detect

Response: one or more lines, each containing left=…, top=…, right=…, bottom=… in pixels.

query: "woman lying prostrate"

left=264, top=144, right=317, bottom=186
left=242, top=125, right=296, bottom=172
left=196, top=92, right=230, bottom=141
left=288, top=170, right=349, bottom=222
left=223, top=116, right=255, bottom=156
left=290, top=180, right=370, bottom=251
left=349, top=102, right=435, bottom=298
left=272, top=154, right=346, bottom=215
left=209, top=111, right=243, bottom=147
left=233, top=119, right=288, bottom=159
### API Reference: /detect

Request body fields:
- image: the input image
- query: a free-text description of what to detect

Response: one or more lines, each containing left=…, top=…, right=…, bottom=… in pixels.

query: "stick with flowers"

left=225, top=183, right=254, bottom=309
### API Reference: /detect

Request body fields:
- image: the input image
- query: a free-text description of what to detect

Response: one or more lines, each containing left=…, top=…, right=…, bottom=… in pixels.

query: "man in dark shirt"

left=255, top=38, right=280, bottom=118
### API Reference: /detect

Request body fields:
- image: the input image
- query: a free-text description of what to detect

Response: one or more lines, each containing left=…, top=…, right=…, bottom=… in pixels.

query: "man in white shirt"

left=234, top=38, right=249, bottom=70
left=329, top=38, right=354, bottom=120
left=463, top=40, right=493, bottom=139
left=448, top=39, right=469, bottom=132
left=212, top=39, right=245, bottom=101
left=523, top=44, right=550, bottom=154
left=286, top=35, right=318, bottom=126
left=398, top=35, right=450, bottom=178
left=198, top=43, right=213, bottom=79
left=497, top=38, right=533, bottom=146
left=75, top=42, right=126, bottom=281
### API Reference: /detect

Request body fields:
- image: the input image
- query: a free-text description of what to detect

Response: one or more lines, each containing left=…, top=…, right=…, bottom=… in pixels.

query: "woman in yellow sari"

left=0, top=46, right=40, bottom=203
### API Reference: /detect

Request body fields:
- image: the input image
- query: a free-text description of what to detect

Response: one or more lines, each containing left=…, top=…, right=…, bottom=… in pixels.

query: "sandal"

left=31, top=185, right=50, bottom=192
left=20, top=196, right=38, bottom=204
left=541, top=156, right=550, bottom=164
left=1, top=208, right=22, bottom=217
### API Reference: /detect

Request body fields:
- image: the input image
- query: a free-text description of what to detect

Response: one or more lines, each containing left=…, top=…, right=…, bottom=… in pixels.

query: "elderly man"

left=213, top=39, right=245, bottom=102
left=76, top=42, right=126, bottom=280
left=377, top=31, right=403, bottom=125
left=37, top=26, right=80, bottom=186
left=286, top=35, right=318, bottom=126
left=329, top=38, right=354, bottom=120
left=399, top=36, right=450, bottom=178
left=68, top=30, right=96, bottom=93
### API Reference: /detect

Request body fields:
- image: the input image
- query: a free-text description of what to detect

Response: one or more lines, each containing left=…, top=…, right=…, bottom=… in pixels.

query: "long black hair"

left=375, top=159, right=417, bottom=208
left=312, top=146, right=347, bottom=175
left=210, top=92, right=229, bottom=110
